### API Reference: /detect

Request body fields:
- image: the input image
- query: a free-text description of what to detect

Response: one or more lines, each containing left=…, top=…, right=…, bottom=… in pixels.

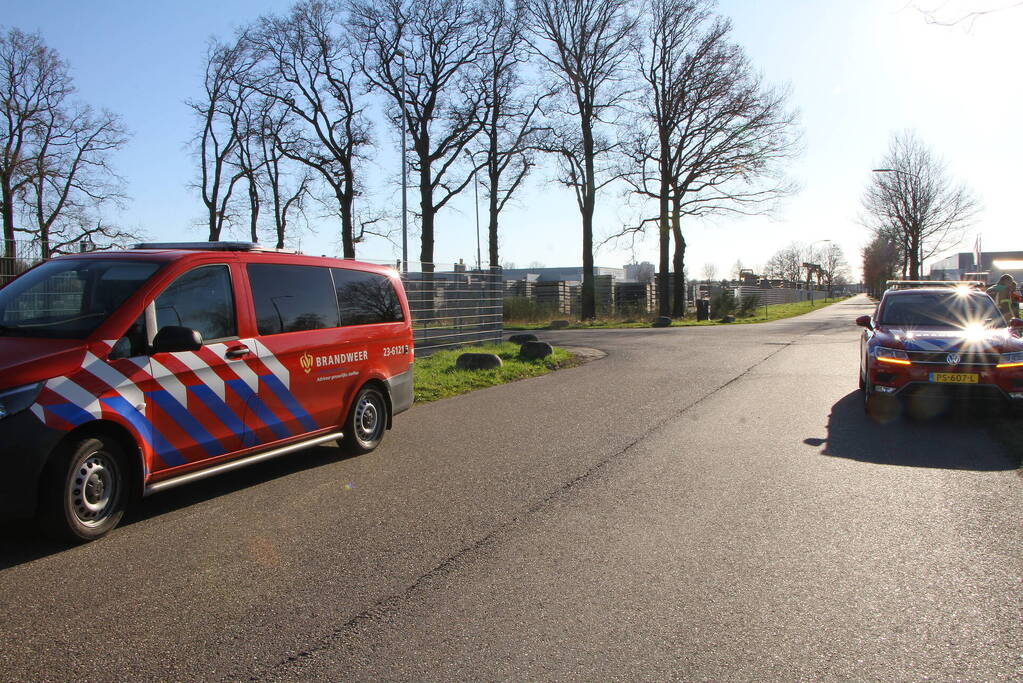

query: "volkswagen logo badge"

left=946, top=353, right=962, bottom=366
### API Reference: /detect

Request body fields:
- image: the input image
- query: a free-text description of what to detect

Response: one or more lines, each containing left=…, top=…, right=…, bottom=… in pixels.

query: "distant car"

left=857, top=283, right=1023, bottom=418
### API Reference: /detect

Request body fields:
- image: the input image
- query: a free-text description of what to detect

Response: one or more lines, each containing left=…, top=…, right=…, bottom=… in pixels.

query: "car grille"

left=905, top=350, right=1000, bottom=366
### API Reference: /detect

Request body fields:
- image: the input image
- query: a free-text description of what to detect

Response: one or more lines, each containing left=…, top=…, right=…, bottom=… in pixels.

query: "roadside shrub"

left=738, top=294, right=761, bottom=317
left=710, top=290, right=737, bottom=318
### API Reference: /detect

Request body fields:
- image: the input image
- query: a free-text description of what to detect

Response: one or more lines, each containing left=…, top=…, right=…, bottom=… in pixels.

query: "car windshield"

left=0, top=258, right=161, bottom=338
left=878, top=290, right=1005, bottom=328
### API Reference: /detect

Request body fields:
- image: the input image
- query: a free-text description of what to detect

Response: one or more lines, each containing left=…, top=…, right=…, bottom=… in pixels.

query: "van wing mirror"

left=855, top=315, right=873, bottom=330
left=151, top=325, right=203, bottom=353
left=1009, top=318, right=1023, bottom=333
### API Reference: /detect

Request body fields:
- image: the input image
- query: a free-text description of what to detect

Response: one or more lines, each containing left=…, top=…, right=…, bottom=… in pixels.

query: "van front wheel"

left=39, top=435, right=127, bottom=543
left=340, top=386, right=388, bottom=454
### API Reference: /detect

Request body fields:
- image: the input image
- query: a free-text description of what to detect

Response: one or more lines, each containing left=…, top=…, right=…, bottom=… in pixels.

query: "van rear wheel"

left=38, top=435, right=127, bottom=543
left=340, top=386, right=387, bottom=454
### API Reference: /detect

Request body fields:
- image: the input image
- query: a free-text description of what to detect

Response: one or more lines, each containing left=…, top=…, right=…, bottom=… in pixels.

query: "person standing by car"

left=987, top=274, right=1017, bottom=320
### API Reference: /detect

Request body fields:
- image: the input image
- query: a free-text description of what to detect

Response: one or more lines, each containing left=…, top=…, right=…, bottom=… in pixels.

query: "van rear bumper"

left=386, top=367, right=414, bottom=417
left=0, top=410, right=64, bottom=520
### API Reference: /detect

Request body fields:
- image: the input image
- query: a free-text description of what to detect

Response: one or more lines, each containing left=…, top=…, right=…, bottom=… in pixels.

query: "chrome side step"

left=144, top=431, right=344, bottom=496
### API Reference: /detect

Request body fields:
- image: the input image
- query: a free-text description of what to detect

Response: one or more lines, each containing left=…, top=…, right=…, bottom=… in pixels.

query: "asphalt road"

left=1, top=295, right=1020, bottom=682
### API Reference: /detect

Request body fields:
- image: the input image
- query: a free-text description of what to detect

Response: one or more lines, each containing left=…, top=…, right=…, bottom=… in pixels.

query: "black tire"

left=340, top=385, right=388, bottom=455
left=858, top=365, right=866, bottom=391
left=38, top=435, right=127, bottom=543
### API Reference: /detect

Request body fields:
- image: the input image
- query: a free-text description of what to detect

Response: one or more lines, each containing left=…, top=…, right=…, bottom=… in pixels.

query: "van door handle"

left=225, top=346, right=251, bottom=360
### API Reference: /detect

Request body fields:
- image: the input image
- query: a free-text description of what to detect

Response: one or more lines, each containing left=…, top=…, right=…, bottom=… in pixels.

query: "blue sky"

left=5, top=0, right=1021, bottom=278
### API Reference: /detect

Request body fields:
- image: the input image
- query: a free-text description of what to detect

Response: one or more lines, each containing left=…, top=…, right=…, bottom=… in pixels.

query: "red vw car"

left=857, top=283, right=1023, bottom=418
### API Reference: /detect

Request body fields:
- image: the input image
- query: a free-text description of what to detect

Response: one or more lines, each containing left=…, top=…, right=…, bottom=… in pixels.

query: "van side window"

left=331, top=268, right=404, bottom=325
left=110, top=314, right=148, bottom=360
left=155, top=265, right=236, bottom=342
left=247, top=264, right=340, bottom=335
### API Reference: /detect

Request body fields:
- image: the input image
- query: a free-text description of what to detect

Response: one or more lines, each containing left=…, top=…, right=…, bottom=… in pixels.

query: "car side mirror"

left=1010, top=318, right=1023, bottom=333
left=151, top=325, right=203, bottom=353
left=855, top=315, right=873, bottom=330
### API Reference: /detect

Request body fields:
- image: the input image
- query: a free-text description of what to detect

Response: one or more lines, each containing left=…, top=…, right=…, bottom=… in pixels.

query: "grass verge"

left=505, top=296, right=851, bottom=330
left=413, top=342, right=578, bottom=403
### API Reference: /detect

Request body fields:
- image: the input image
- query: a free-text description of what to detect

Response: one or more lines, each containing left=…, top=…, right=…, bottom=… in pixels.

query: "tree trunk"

left=418, top=131, right=435, bottom=274
left=580, top=117, right=596, bottom=320
left=671, top=204, right=686, bottom=318
left=208, top=204, right=220, bottom=241
left=2, top=176, right=17, bottom=260
left=247, top=173, right=260, bottom=244
left=657, top=138, right=671, bottom=317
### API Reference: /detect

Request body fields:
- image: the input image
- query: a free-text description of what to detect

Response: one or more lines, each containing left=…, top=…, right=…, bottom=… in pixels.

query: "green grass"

left=413, top=342, right=577, bottom=403
left=504, top=296, right=851, bottom=330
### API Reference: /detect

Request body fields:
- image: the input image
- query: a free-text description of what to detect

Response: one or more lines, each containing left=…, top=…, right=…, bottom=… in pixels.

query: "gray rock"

left=508, top=333, right=539, bottom=345
left=549, top=320, right=570, bottom=329
left=455, top=352, right=503, bottom=370
left=651, top=316, right=672, bottom=328
left=519, top=340, right=554, bottom=360
left=719, top=315, right=735, bottom=323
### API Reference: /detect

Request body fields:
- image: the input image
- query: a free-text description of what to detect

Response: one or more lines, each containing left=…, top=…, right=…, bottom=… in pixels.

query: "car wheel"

left=858, top=365, right=866, bottom=391
left=38, top=435, right=127, bottom=543
left=340, top=385, right=388, bottom=455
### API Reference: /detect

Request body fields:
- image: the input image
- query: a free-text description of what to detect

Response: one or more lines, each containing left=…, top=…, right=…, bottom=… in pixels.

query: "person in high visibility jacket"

left=986, top=274, right=1018, bottom=320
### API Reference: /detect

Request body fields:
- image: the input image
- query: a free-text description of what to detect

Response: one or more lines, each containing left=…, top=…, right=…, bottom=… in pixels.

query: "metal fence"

left=401, top=264, right=504, bottom=357
left=0, top=240, right=44, bottom=289
left=0, top=248, right=505, bottom=357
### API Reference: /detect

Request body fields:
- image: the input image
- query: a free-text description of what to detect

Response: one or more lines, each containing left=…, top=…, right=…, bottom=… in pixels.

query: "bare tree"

left=1, top=28, right=133, bottom=259
left=620, top=0, right=711, bottom=315
left=256, top=99, right=312, bottom=249
left=188, top=35, right=256, bottom=241
left=764, top=242, right=803, bottom=284
left=914, top=0, right=1023, bottom=28
left=349, top=0, right=491, bottom=271
left=818, top=242, right=849, bottom=297
left=471, top=0, right=550, bottom=270
left=701, top=261, right=716, bottom=281
left=24, top=101, right=131, bottom=258
left=250, top=0, right=374, bottom=257
left=862, top=233, right=900, bottom=297
left=862, top=130, right=979, bottom=280
left=525, top=0, right=637, bottom=319
left=616, top=0, right=798, bottom=317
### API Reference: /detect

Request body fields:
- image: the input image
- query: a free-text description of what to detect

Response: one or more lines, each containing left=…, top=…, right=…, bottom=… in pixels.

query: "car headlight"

left=997, top=351, right=1023, bottom=368
left=0, top=382, right=43, bottom=420
left=874, top=346, right=910, bottom=364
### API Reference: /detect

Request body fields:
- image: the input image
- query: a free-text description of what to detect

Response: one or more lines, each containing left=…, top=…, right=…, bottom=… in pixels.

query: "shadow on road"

left=806, top=391, right=1021, bottom=471
left=0, top=444, right=354, bottom=570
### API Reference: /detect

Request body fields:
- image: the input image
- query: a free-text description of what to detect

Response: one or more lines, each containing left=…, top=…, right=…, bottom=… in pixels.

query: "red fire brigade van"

left=0, top=242, right=414, bottom=541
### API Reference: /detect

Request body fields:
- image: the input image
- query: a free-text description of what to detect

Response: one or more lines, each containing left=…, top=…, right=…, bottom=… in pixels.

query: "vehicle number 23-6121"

left=383, top=344, right=410, bottom=357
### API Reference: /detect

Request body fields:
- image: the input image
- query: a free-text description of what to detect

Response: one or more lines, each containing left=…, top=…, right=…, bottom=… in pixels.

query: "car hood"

left=874, top=325, right=1023, bottom=354
left=0, top=337, right=87, bottom=391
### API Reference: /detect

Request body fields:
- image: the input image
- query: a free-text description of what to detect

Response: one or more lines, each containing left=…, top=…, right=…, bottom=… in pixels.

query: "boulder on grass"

left=549, top=320, right=570, bottom=329
left=456, top=353, right=503, bottom=370
left=651, top=316, right=672, bottom=328
left=519, top=340, right=554, bottom=360
left=719, top=315, right=735, bottom=323
left=508, top=333, right=539, bottom=345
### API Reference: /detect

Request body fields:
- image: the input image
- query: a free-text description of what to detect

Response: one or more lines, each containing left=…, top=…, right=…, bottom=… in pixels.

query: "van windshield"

left=0, top=259, right=161, bottom=339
